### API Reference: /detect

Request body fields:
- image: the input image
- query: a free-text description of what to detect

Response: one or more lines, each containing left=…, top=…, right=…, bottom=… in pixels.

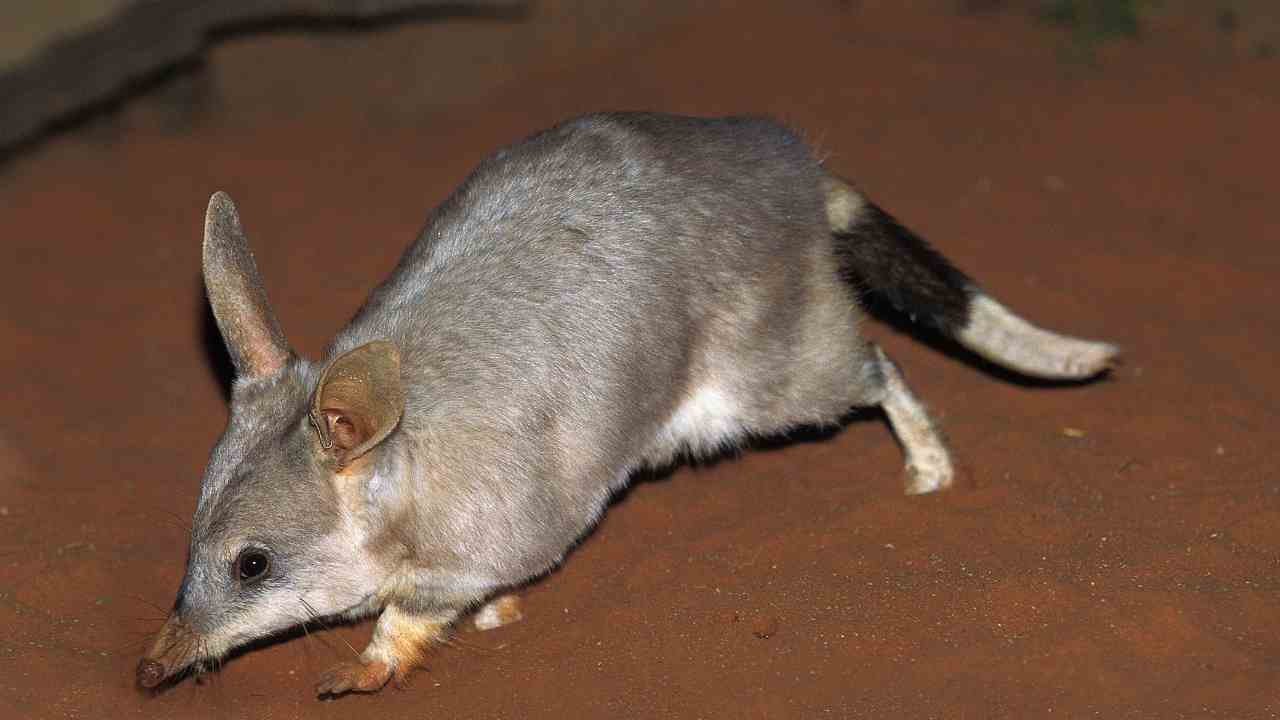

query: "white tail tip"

left=957, top=295, right=1119, bottom=380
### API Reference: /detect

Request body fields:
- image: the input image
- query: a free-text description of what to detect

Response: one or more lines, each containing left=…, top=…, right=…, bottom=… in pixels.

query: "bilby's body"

left=139, top=113, right=1117, bottom=695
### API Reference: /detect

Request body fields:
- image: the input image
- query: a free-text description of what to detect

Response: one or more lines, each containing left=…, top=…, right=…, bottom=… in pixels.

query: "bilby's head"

left=138, top=193, right=405, bottom=689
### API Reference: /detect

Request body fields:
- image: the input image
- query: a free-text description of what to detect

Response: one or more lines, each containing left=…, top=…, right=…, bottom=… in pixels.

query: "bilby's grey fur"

left=140, top=112, right=1117, bottom=694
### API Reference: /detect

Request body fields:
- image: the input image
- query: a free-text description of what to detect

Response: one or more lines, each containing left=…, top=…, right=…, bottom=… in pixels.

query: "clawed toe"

left=391, top=667, right=415, bottom=691
left=316, top=660, right=392, bottom=698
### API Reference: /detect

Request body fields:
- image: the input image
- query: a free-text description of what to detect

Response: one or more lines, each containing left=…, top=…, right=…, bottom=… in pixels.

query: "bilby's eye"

left=236, top=548, right=271, bottom=583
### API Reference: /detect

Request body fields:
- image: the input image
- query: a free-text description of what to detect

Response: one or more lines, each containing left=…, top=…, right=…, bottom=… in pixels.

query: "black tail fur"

left=834, top=202, right=976, bottom=336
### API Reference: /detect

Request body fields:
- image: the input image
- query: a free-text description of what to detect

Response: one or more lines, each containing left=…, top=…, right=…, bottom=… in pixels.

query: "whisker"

left=112, top=635, right=155, bottom=654
left=440, top=633, right=502, bottom=656
left=124, top=614, right=170, bottom=624
left=165, top=511, right=192, bottom=531
left=293, top=603, right=330, bottom=667
left=293, top=610, right=318, bottom=672
left=298, top=597, right=360, bottom=659
left=294, top=600, right=337, bottom=655
left=159, top=517, right=190, bottom=536
left=127, top=594, right=170, bottom=615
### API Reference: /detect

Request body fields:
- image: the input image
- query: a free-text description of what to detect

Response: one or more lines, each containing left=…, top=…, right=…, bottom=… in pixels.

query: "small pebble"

left=751, top=616, right=779, bottom=640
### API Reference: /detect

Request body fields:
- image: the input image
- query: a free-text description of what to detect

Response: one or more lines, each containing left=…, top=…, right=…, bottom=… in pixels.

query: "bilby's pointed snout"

left=136, top=658, right=166, bottom=689
left=137, top=613, right=202, bottom=691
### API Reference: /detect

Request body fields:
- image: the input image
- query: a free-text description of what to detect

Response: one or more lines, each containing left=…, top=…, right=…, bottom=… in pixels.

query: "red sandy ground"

left=1, top=2, right=1277, bottom=718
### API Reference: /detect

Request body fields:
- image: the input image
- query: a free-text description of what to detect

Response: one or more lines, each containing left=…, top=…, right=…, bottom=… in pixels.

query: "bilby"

left=137, top=113, right=1117, bottom=696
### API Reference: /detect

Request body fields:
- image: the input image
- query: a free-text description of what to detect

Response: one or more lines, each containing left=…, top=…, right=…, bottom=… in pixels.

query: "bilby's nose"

left=136, top=658, right=166, bottom=688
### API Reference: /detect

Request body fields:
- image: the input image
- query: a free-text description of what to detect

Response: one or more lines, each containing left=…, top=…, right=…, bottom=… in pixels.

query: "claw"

left=315, top=660, right=392, bottom=698
left=391, top=667, right=414, bottom=691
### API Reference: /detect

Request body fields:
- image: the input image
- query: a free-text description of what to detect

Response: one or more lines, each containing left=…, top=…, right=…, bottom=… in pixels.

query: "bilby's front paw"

left=316, top=659, right=392, bottom=697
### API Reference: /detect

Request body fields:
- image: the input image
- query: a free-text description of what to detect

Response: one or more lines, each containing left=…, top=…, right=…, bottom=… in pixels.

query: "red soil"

left=1, top=2, right=1277, bottom=718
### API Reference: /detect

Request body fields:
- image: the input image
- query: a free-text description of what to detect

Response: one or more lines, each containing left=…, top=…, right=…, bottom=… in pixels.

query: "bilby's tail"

left=822, top=174, right=1119, bottom=380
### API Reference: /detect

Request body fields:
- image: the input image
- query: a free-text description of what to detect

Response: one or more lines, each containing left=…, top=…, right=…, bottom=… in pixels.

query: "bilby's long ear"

left=202, top=191, right=293, bottom=378
left=309, top=341, right=404, bottom=468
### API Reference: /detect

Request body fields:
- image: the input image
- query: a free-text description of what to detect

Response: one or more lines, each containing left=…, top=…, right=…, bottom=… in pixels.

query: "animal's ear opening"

left=309, top=341, right=404, bottom=467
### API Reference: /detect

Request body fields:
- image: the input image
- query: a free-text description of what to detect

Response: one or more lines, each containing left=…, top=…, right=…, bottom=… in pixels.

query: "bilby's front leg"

left=316, top=605, right=456, bottom=697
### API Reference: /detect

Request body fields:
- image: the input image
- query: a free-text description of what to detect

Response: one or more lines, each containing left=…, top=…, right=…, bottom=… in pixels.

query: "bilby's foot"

left=872, top=347, right=955, bottom=495
left=474, top=594, right=524, bottom=631
left=315, top=605, right=455, bottom=698
left=316, top=659, right=392, bottom=696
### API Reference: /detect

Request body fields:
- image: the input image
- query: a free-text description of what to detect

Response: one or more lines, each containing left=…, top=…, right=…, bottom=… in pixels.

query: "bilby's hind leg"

left=316, top=605, right=456, bottom=696
left=473, top=594, right=524, bottom=631
left=871, top=346, right=955, bottom=495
